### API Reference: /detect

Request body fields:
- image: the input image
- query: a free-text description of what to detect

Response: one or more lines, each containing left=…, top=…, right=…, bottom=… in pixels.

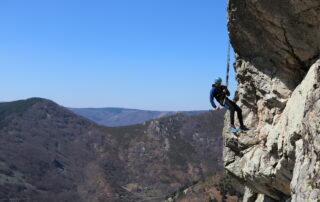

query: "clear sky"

left=0, top=0, right=236, bottom=111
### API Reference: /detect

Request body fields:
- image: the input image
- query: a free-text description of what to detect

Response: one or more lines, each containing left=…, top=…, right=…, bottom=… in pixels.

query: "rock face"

left=224, top=0, right=320, bottom=201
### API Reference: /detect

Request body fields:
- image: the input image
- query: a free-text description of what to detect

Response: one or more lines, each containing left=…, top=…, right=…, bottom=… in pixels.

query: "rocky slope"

left=0, top=98, right=226, bottom=201
left=224, top=0, right=320, bottom=201
left=165, top=172, right=244, bottom=202
left=0, top=98, right=135, bottom=202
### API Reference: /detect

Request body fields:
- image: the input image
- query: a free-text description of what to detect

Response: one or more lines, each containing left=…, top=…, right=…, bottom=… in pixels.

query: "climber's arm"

left=209, top=88, right=217, bottom=109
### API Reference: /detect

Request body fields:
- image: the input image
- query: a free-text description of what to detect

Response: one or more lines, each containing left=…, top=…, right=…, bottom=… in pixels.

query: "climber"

left=209, top=77, right=249, bottom=132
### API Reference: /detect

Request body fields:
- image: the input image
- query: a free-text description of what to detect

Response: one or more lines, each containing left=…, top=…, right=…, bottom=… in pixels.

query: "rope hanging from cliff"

left=221, top=42, right=231, bottom=106
left=226, top=42, right=230, bottom=88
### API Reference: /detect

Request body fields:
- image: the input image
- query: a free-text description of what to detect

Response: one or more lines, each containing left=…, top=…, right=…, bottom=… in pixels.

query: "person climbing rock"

left=209, top=77, right=249, bottom=132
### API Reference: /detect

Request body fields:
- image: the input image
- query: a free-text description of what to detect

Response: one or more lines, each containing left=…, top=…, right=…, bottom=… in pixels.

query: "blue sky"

left=0, top=0, right=236, bottom=111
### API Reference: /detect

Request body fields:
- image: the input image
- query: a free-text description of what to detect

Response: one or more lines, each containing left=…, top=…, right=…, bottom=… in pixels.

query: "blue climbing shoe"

left=230, top=127, right=239, bottom=133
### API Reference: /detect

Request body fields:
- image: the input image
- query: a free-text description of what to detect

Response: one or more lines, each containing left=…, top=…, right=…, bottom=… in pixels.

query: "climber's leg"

left=225, top=99, right=249, bottom=130
left=234, top=103, right=244, bottom=127
left=224, top=99, right=236, bottom=128
left=231, top=101, right=249, bottom=130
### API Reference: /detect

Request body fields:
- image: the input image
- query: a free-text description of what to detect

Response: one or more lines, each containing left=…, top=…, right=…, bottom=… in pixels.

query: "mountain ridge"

left=0, top=97, right=236, bottom=201
left=69, top=107, right=206, bottom=127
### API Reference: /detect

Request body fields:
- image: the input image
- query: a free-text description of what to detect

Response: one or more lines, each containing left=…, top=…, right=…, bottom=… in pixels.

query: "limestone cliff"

left=224, top=0, right=320, bottom=201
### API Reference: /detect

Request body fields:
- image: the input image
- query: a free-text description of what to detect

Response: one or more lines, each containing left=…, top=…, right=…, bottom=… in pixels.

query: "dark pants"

left=224, top=98, right=244, bottom=127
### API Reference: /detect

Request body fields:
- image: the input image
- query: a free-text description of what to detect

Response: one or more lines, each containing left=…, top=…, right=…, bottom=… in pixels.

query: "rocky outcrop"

left=224, top=0, right=320, bottom=201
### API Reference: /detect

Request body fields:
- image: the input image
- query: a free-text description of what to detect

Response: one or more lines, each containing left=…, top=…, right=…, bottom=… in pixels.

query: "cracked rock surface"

left=224, top=0, right=320, bottom=201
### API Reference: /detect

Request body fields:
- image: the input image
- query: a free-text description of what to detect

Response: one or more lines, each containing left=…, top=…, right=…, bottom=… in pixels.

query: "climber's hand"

left=215, top=106, right=221, bottom=111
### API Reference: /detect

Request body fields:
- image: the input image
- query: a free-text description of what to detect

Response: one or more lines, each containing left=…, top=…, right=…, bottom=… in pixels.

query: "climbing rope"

left=222, top=42, right=231, bottom=106
left=225, top=42, right=230, bottom=88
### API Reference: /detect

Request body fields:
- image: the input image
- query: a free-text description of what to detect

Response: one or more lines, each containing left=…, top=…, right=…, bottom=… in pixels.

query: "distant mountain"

left=0, top=98, right=241, bottom=201
left=69, top=107, right=205, bottom=126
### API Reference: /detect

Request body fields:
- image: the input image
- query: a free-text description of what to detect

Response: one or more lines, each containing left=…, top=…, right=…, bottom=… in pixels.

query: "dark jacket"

left=209, top=85, right=230, bottom=108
